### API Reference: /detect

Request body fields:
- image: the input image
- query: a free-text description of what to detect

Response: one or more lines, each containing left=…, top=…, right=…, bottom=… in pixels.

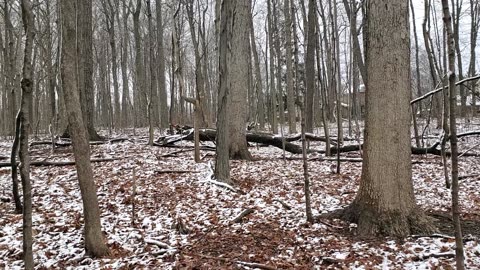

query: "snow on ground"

left=0, top=127, right=479, bottom=269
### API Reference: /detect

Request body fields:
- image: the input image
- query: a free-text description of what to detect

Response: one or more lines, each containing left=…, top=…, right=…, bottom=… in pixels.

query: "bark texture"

left=19, top=0, right=35, bottom=267
left=441, top=0, right=466, bottom=268
left=214, top=0, right=232, bottom=183
left=61, top=0, right=109, bottom=257
left=228, top=0, right=253, bottom=160
left=342, top=0, right=436, bottom=237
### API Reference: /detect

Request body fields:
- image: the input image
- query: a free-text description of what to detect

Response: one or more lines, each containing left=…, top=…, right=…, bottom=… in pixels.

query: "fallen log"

left=156, top=128, right=306, bottom=154
left=155, top=128, right=480, bottom=156
left=30, top=137, right=132, bottom=147
left=0, top=157, right=123, bottom=168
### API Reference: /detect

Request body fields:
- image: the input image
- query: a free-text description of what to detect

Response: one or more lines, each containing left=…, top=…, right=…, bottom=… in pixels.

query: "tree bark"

left=341, top=0, right=436, bottom=237
left=60, top=0, right=109, bottom=257
left=441, top=1, right=465, bottom=268
left=10, top=111, right=23, bottom=213
left=249, top=8, right=265, bottom=130
left=77, top=0, right=101, bottom=140
left=305, top=0, right=316, bottom=133
left=19, top=0, right=35, bottom=267
left=156, top=0, right=169, bottom=128
left=228, top=0, right=253, bottom=160
left=214, top=0, right=232, bottom=183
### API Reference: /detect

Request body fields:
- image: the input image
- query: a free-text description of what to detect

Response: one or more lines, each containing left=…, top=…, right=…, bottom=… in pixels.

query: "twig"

left=230, top=208, right=255, bottom=223
left=458, top=142, right=480, bottom=157
left=316, top=219, right=344, bottom=230
left=410, top=74, right=480, bottom=104
left=155, top=170, right=200, bottom=174
left=200, top=178, right=237, bottom=192
left=191, top=253, right=278, bottom=270
left=158, top=148, right=194, bottom=158
left=458, top=174, right=480, bottom=180
left=144, top=238, right=171, bottom=249
left=236, top=261, right=278, bottom=270
left=132, top=167, right=136, bottom=227
left=412, top=252, right=455, bottom=261
left=273, top=199, right=292, bottom=210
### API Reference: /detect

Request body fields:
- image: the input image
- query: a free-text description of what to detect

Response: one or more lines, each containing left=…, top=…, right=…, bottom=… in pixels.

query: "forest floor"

left=1, top=125, right=480, bottom=269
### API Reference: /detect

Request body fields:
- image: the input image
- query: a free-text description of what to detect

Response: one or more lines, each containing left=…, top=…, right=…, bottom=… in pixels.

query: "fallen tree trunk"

left=0, top=157, right=123, bottom=168
left=156, top=128, right=306, bottom=154
left=155, top=128, right=480, bottom=156
left=30, top=137, right=132, bottom=147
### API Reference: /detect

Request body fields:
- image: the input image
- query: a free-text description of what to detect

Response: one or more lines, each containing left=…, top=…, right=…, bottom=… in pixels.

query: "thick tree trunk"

left=61, top=0, right=109, bottom=257
left=214, top=0, right=231, bottom=183
left=228, top=0, right=253, bottom=160
left=133, top=0, right=147, bottom=128
left=341, top=0, right=436, bottom=237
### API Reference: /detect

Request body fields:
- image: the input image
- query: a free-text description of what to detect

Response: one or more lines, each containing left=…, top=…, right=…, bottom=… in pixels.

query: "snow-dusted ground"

left=0, top=127, right=479, bottom=269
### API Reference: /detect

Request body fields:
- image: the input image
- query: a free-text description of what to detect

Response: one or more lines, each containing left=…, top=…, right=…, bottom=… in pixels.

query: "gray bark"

left=60, top=0, right=109, bottom=256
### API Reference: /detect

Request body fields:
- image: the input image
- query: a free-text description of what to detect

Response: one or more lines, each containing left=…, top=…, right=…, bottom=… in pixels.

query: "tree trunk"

left=120, top=1, right=130, bottom=128
left=284, top=0, right=296, bottom=133
left=77, top=0, right=101, bottom=140
left=185, top=0, right=209, bottom=128
left=10, top=112, right=23, bottom=213
left=451, top=0, right=466, bottom=117
left=267, top=0, right=278, bottom=134
left=19, top=0, right=35, bottom=267
left=214, top=0, right=232, bottom=183
left=228, top=0, right=253, bottom=160
left=133, top=0, right=147, bottom=127
left=4, top=0, right=17, bottom=136
left=468, top=0, right=479, bottom=117
left=441, top=1, right=465, bottom=268
left=104, top=0, right=120, bottom=128
left=305, top=0, right=316, bottom=133
left=249, top=8, right=265, bottom=130
left=341, top=0, right=436, bottom=237
left=60, top=0, right=109, bottom=257
left=156, top=0, right=169, bottom=128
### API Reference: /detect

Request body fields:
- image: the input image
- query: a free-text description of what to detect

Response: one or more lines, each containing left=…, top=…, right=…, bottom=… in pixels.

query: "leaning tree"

left=341, top=0, right=437, bottom=237
left=60, top=0, right=109, bottom=256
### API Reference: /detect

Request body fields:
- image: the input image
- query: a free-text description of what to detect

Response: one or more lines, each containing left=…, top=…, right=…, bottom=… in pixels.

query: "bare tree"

left=441, top=1, right=465, bottom=268
left=19, top=0, right=35, bottom=267
left=156, top=0, right=169, bottom=128
left=214, top=0, right=232, bottom=183
left=305, top=0, right=316, bottom=133
left=341, top=0, right=436, bottom=237
left=228, top=0, right=253, bottom=160
left=60, top=0, right=109, bottom=257
left=284, top=0, right=296, bottom=133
